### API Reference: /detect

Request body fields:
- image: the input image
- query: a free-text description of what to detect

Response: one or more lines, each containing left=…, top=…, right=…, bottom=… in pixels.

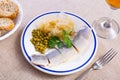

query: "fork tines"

left=98, top=48, right=118, bottom=66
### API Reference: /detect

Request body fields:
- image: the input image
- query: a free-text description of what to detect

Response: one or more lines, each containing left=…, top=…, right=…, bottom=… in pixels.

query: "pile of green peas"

left=30, top=29, right=51, bottom=54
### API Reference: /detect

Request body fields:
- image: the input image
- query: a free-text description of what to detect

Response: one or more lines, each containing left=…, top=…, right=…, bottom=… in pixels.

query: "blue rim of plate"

left=21, top=11, right=97, bottom=74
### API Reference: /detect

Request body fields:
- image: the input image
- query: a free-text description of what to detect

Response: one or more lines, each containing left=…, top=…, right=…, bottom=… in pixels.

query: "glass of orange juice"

left=106, top=0, right=120, bottom=8
left=92, top=0, right=120, bottom=39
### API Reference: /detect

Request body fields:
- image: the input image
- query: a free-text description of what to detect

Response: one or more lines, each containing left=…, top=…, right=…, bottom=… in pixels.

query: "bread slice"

left=0, top=18, right=14, bottom=30
left=0, top=0, right=19, bottom=19
left=0, top=31, right=1, bottom=36
left=0, top=0, right=9, bottom=2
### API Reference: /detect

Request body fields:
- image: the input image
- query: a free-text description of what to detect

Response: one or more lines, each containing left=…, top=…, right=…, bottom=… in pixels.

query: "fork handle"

left=75, top=67, right=93, bottom=80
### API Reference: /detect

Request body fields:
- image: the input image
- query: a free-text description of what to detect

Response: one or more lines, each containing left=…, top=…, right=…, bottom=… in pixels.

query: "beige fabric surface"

left=0, top=0, right=120, bottom=80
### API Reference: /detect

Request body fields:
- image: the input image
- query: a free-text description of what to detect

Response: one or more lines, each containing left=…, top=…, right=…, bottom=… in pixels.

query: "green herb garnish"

left=62, top=30, right=72, bottom=48
left=48, top=30, right=72, bottom=48
left=48, top=36, right=64, bottom=48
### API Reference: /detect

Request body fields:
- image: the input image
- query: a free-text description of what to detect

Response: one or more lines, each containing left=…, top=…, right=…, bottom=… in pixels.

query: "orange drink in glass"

left=106, top=0, right=120, bottom=8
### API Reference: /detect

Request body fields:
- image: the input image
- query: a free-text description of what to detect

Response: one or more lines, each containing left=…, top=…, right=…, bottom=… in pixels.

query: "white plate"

left=21, top=11, right=97, bottom=75
left=0, top=0, right=23, bottom=40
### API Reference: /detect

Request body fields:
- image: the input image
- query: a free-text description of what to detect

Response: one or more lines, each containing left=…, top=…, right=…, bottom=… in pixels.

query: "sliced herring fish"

left=31, top=54, right=49, bottom=67
left=31, top=46, right=77, bottom=67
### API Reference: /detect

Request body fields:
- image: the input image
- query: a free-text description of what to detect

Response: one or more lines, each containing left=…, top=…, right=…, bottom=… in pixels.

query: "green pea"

left=30, top=28, right=52, bottom=54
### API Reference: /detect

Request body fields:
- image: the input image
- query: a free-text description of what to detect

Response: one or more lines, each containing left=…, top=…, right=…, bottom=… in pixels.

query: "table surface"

left=0, top=0, right=120, bottom=80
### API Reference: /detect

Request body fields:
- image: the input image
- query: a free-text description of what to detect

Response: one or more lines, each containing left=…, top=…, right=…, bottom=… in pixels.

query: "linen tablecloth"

left=0, top=0, right=120, bottom=80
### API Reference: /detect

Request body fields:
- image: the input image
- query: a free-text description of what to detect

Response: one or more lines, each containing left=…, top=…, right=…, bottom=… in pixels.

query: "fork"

left=76, top=48, right=118, bottom=80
